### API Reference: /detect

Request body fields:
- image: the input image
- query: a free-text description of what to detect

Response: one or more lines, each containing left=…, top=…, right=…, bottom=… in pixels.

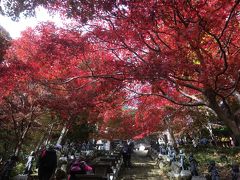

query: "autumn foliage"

left=1, top=0, right=240, bottom=147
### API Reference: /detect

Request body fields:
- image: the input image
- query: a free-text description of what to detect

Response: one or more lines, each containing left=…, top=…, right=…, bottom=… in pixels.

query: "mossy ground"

left=118, top=146, right=240, bottom=179
left=182, top=145, right=240, bottom=178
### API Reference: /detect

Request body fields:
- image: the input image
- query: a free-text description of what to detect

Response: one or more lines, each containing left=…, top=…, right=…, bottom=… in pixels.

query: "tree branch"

left=124, top=87, right=206, bottom=107
left=219, top=0, right=240, bottom=39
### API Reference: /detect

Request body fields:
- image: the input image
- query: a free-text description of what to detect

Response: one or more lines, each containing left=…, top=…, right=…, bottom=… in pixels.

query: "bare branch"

left=124, top=87, right=206, bottom=107
left=177, top=88, right=205, bottom=104
left=168, top=75, right=204, bottom=93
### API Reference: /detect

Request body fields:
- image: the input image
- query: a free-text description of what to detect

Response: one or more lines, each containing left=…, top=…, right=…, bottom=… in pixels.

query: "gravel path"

left=117, top=152, right=166, bottom=180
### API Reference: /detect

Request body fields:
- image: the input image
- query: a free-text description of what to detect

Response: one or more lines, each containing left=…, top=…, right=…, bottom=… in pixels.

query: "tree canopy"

left=1, top=0, right=240, bottom=149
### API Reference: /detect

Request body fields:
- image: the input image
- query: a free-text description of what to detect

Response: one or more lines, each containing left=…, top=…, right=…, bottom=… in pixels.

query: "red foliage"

left=5, top=22, right=126, bottom=132
left=82, top=0, right=240, bottom=102
left=3, top=1, right=240, bottom=139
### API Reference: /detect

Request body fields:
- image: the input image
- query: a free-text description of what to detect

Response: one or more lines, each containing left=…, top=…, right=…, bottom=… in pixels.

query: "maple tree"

left=77, top=0, right=240, bottom=144
left=0, top=26, right=39, bottom=156
left=2, top=0, right=240, bottom=145
left=0, top=84, right=42, bottom=156
left=134, top=96, right=167, bottom=136
left=98, top=107, right=141, bottom=140
left=0, top=62, right=44, bottom=176
left=5, top=22, right=126, bottom=140
left=0, top=22, right=128, bottom=176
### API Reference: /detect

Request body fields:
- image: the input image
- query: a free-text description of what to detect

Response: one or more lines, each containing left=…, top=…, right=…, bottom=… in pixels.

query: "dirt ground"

left=117, top=152, right=168, bottom=180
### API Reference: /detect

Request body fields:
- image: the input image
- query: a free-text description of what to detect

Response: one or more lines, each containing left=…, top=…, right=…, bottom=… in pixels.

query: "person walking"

left=122, top=141, right=134, bottom=168
left=128, top=140, right=134, bottom=167
left=37, top=144, right=57, bottom=180
left=0, top=155, right=18, bottom=180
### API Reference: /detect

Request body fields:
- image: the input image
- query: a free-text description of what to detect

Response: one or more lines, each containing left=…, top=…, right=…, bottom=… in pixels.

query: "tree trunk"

left=168, top=127, right=177, bottom=149
left=205, top=123, right=217, bottom=145
left=14, top=121, right=32, bottom=156
left=222, top=117, right=240, bottom=146
left=205, top=89, right=240, bottom=145
left=44, top=123, right=55, bottom=145
left=56, top=125, right=68, bottom=145
left=35, top=132, right=48, bottom=153
left=0, top=121, right=32, bottom=179
left=164, top=119, right=177, bottom=150
left=233, top=91, right=240, bottom=104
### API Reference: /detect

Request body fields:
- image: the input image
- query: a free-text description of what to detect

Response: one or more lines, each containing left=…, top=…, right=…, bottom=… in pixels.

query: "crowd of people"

left=150, top=137, right=240, bottom=179
left=16, top=139, right=135, bottom=180
left=176, top=136, right=235, bottom=148
left=36, top=140, right=108, bottom=180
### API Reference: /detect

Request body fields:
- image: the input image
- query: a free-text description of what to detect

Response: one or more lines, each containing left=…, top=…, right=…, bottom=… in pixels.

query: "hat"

left=55, top=144, right=62, bottom=150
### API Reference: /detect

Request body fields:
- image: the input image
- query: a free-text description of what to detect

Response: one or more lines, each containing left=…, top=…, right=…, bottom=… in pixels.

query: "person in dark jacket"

left=0, top=155, right=18, bottom=180
left=208, top=160, right=220, bottom=180
left=128, top=140, right=134, bottom=167
left=38, top=144, right=57, bottom=180
left=122, top=141, right=134, bottom=168
left=189, top=154, right=198, bottom=176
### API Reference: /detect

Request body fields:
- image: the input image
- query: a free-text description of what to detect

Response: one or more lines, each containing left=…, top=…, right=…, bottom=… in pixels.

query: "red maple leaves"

left=2, top=1, right=240, bottom=141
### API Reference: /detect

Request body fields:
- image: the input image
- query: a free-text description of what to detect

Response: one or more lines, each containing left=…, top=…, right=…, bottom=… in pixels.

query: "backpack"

left=70, top=161, right=82, bottom=172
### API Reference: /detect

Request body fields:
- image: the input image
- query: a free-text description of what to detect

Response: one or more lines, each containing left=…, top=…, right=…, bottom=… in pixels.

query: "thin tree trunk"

left=205, top=123, right=217, bottom=145
left=44, top=123, right=55, bottom=145
left=14, top=121, right=32, bottom=156
left=164, top=118, right=177, bottom=149
left=233, top=91, right=240, bottom=103
left=1, top=120, right=33, bottom=179
left=167, top=126, right=177, bottom=149
left=56, top=125, right=68, bottom=145
left=35, top=132, right=48, bottom=153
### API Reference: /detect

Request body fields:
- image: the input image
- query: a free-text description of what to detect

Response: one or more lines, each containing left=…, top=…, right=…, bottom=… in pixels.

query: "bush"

left=11, top=162, right=25, bottom=177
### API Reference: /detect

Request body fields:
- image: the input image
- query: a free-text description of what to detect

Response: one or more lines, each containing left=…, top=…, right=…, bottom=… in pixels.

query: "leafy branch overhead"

left=1, top=0, right=240, bottom=144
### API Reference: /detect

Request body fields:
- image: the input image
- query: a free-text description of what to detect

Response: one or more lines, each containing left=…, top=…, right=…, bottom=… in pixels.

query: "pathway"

left=117, top=152, right=167, bottom=180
